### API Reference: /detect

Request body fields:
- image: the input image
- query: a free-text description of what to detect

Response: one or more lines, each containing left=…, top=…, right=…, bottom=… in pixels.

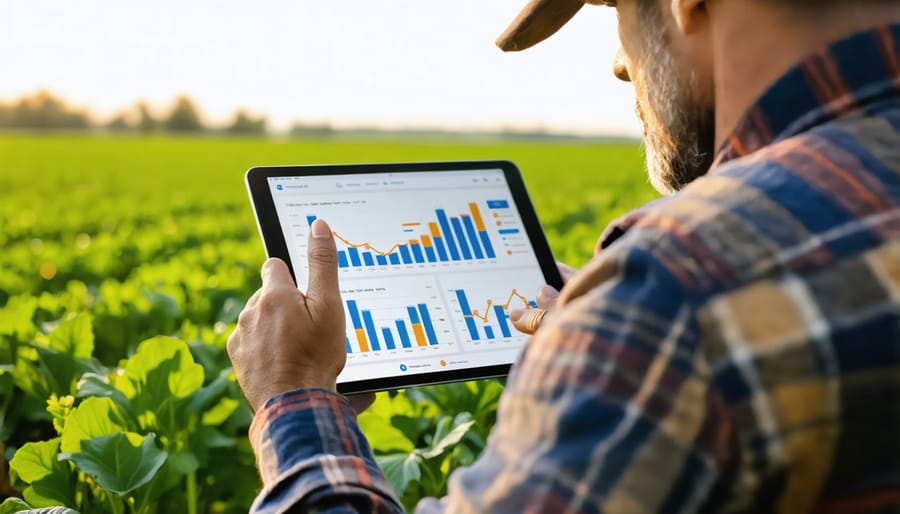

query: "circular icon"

left=440, top=360, right=447, bottom=367
left=399, top=364, right=408, bottom=372
left=276, top=184, right=283, bottom=190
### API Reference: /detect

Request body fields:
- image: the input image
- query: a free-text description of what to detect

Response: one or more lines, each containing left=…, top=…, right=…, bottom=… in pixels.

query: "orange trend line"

left=331, top=231, right=406, bottom=257
left=465, top=289, right=532, bottom=324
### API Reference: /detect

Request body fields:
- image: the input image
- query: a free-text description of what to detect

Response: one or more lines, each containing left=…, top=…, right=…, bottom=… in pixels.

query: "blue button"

left=399, top=364, right=408, bottom=372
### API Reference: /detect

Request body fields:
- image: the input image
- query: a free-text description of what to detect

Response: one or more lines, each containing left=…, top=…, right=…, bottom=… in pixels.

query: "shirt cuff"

left=248, top=387, right=361, bottom=486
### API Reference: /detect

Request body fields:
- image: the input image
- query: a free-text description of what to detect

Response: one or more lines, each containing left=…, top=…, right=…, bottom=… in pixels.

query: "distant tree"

left=105, top=112, right=133, bottom=131
left=226, top=110, right=266, bottom=135
left=163, top=96, right=205, bottom=132
left=0, top=91, right=89, bottom=129
left=136, top=102, right=157, bottom=133
left=290, top=121, right=334, bottom=137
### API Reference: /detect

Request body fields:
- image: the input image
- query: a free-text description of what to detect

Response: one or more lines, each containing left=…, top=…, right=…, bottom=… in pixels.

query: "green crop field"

left=0, top=134, right=653, bottom=513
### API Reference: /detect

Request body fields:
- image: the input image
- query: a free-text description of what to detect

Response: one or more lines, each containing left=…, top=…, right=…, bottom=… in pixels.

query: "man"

left=227, top=0, right=900, bottom=512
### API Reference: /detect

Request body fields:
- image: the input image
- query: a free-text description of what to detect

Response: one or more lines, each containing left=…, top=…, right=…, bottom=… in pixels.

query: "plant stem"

left=186, top=471, right=198, bottom=514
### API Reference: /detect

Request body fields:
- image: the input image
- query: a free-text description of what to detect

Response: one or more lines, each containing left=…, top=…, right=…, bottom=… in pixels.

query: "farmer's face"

left=612, top=0, right=716, bottom=194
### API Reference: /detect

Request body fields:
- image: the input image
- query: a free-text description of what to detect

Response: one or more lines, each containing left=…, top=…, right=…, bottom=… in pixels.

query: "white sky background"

left=1, top=1, right=641, bottom=136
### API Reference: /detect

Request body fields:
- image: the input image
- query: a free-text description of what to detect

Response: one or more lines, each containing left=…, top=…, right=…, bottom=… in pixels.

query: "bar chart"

left=448, top=285, right=538, bottom=342
left=306, top=201, right=499, bottom=269
left=340, top=276, right=454, bottom=355
left=345, top=299, right=441, bottom=353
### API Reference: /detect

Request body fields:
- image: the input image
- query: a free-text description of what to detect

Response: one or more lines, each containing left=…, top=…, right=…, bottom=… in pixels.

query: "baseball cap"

left=497, top=0, right=606, bottom=52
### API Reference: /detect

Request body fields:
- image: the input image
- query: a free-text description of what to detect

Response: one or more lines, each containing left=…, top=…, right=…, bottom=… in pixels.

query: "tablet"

left=245, top=160, right=562, bottom=394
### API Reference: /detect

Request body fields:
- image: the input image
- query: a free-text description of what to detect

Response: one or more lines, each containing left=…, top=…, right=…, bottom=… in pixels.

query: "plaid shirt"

left=248, top=25, right=900, bottom=514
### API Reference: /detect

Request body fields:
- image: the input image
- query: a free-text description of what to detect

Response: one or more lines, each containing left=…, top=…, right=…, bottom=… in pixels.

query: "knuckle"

left=307, top=246, right=338, bottom=266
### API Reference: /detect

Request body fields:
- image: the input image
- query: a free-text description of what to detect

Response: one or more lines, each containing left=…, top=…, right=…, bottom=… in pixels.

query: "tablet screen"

left=258, top=164, right=557, bottom=391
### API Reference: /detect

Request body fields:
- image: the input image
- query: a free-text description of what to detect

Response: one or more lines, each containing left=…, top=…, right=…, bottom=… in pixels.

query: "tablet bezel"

left=245, top=160, right=563, bottom=394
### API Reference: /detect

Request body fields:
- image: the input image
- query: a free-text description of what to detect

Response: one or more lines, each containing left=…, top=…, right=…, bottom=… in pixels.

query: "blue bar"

left=436, top=210, right=460, bottom=260
left=454, top=290, right=480, bottom=341
left=389, top=253, right=401, bottom=265
left=363, top=252, right=375, bottom=266
left=381, top=328, right=396, bottom=350
left=484, top=326, right=495, bottom=340
left=376, top=254, right=388, bottom=266
left=424, top=246, right=437, bottom=262
left=433, top=237, right=449, bottom=261
left=338, top=251, right=349, bottom=268
left=417, top=304, right=439, bottom=345
left=461, top=215, right=484, bottom=259
left=498, top=228, right=520, bottom=235
left=410, top=243, right=425, bottom=263
left=396, top=320, right=412, bottom=348
left=487, top=200, right=509, bottom=209
left=347, top=300, right=363, bottom=329
left=398, top=245, right=412, bottom=264
left=494, top=305, right=511, bottom=337
left=480, top=232, right=496, bottom=258
left=345, top=338, right=352, bottom=354
left=403, top=229, right=415, bottom=233
left=362, top=310, right=381, bottom=351
left=450, top=217, right=472, bottom=260
left=407, top=306, right=420, bottom=324
left=306, top=215, right=318, bottom=226
left=348, top=247, right=362, bottom=267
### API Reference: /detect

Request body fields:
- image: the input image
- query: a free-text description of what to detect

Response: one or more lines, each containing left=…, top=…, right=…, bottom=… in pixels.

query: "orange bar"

left=429, top=222, right=441, bottom=238
left=408, top=239, right=418, bottom=246
left=355, top=328, right=370, bottom=352
left=402, top=222, right=421, bottom=227
left=469, top=202, right=487, bottom=232
left=421, top=235, right=433, bottom=247
left=412, top=323, right=428, bottom=346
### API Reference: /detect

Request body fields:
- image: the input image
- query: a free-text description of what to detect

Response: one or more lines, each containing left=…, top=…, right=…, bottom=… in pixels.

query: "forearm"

left=248, top=388, right=405, bottom=514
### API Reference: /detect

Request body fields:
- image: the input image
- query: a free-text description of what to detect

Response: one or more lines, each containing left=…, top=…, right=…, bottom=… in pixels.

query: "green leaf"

left=60, top=432, right=167, bottom=496
left=418, top=414, right=475, bottom=460
left=117, top=337, right=203, bottom=400
left=8, top=438, right=75, bottom=508
left=75, top=373, right=134, bottom=420
left=358, top=393, right=416, bottom=453
left=376, top=453, right=421, bottom=497
left=0, top=296, right=37, bottom=338
left=10, top=439, right=60, bottom=483
left=0, top=498, right=31, bottom=514
left=60, top=397, right=128, bottom=453
left=201, top=397, right=239, bottom=426
left=47, top=315, right=93, bottom=360
left=116, top=337, right=203, bottom=433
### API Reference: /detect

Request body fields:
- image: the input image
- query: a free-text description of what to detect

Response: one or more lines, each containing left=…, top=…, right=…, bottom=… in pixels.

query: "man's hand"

left=227, top=219, right=347, bottom=411
left=509, top=262, right=576, bottom=335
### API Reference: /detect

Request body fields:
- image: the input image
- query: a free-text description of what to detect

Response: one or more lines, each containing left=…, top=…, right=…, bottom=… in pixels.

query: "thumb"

left=306, top=219, right=340, bottom=301
left=261, top=258, right=296, bottom=291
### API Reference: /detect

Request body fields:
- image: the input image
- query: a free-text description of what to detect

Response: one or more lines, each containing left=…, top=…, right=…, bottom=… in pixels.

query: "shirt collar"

left=712, top=23, right=900, bottom=168
left=598, top=23, right=900, bottom=252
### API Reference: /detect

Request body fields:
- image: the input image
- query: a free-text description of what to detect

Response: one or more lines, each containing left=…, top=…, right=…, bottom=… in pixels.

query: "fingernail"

left=509, top=309, right=525, bottom=322
left=310, top=219, right=331, bottom=239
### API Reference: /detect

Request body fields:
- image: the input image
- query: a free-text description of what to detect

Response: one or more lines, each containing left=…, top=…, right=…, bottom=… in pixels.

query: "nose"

left=613, top=48, right=631, bottom=82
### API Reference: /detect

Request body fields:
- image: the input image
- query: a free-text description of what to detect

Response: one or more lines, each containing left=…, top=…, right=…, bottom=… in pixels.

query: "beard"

left=633, top=11, right=716, bottom=195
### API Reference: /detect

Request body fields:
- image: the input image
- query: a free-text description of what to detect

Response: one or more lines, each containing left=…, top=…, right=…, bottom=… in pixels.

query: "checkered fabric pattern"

left=248, top=24, right=900, bottom=514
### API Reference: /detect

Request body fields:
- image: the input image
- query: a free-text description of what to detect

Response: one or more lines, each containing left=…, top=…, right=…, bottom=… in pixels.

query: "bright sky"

left=1, top=1, right=641, bottom=136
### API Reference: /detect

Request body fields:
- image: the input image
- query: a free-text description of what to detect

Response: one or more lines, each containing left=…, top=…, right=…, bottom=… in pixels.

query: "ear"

left=670, top=0, right=706, bottom=35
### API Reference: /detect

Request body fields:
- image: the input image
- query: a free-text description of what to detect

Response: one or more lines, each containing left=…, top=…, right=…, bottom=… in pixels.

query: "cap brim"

left=496, top=0, right=585, bottom=52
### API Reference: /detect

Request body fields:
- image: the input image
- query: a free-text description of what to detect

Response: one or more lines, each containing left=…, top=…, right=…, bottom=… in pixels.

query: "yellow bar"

left=355, top=328, right=370, bottom=353
left=408, top=239, right=418, bottom=246
left=469, top=202, right=487, bottom=232
left=429, top=222, right=441, bottom=238
left=412, top=323, right=428, bottom=347
left=421, top=235, right=433, bottom=248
